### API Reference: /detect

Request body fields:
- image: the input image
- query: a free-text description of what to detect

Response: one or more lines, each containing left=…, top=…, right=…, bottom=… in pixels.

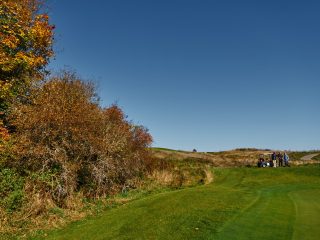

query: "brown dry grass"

left=152, top=149, right=270, bottom=167
left=204, top=169, right=214, bottom=184
left=150, top=170, right=175, bottom=185
left=152, top=148, right=320, bottom=168
left=0, top=191, right=89, bottom=237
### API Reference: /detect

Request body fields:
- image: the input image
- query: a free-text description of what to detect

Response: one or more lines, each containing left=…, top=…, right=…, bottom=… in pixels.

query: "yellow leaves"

left=2, top=25, right=9, bottom=30
left=1, top=35, right=19, bottom=49
left=0, top=80, right=14, bottom=100
left=0, top=81, right=12, bottom=91
left=33, top=56, right=46, bottom=66
left=0, top=0, right=54, bottom=153
left=0, top=120, right=9, bottom=139
left=0, top=57, right=16, bottom=72
left=0, top=0, right=54, bottom=82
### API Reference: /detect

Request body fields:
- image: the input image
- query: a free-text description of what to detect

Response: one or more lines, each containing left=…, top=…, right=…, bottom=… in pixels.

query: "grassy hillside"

left=288, top=151, right=320, bottom=161
left=28, top=165, right=320, bottom=240
left=312, top=154, right=320, bottom=161
left=152, top=148, right=320, bottom=166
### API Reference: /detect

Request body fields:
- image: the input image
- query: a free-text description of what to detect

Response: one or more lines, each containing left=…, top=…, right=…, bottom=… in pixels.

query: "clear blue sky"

left=48, top=0, right=320, bottom=151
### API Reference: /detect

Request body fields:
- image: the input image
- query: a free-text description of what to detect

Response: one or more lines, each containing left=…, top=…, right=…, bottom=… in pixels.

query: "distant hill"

left=151, top=148, right=320, bottom=167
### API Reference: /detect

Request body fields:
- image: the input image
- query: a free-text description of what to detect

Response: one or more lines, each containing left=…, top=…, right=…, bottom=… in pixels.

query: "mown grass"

left=28, top=165, right=320, bottom=240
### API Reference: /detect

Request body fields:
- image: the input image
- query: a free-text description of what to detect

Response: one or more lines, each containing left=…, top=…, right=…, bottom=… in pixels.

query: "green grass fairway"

left=32, top=166, right=320, bottom=240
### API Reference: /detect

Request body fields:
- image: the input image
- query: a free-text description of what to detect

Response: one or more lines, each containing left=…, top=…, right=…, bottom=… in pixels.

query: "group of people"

left=257, top=152, right=290, bottom=168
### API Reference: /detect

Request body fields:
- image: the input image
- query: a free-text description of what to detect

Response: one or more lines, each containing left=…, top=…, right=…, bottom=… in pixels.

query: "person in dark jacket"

left=258, top=157, right=265, bottom=167
left=271, top=152, right=277, bottom=168
left=278, top=152, right=283, bottom=167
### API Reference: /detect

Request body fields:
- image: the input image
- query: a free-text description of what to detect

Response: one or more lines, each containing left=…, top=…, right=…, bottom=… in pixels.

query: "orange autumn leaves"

left=0, top=0, right=54, bottom=99
left=0, top=119, right=9, bottom=140
left=1, top=0, right=54, bottom=146
left=10, top=73, right=153, bottom=199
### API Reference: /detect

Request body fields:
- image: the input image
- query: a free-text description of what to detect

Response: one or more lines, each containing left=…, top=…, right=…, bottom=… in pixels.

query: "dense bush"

left=8, top=71, right=152, bottom=206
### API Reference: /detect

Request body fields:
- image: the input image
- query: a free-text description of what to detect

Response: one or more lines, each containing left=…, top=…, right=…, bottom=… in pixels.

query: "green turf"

left=30, top=165, right=320, bottom=240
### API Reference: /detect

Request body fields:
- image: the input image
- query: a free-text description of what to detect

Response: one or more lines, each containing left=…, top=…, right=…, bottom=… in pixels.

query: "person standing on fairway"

left=278, top=152, right=283, bottom=167
left=284, top=152, right=289, bottom=166
left=272, top=152, right=277, bottom=167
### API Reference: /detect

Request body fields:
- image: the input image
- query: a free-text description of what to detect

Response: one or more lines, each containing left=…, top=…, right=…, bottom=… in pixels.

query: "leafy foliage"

left=0, top=0, right=54, bottom=86
left=0, top=0, right=54, bottom=140
left=10, top=72, right=153, bottom=206
left=0, top=118, right=10, bottom=150
left=0, top=168, right=24, bottom=212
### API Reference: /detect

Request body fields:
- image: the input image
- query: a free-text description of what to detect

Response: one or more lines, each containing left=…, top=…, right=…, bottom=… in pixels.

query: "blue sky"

left=48, top=0, right=320, bottom=151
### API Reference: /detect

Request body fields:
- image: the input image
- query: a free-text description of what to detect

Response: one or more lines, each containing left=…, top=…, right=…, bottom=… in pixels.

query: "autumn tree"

left=0, top=0, right=54, bottom=143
